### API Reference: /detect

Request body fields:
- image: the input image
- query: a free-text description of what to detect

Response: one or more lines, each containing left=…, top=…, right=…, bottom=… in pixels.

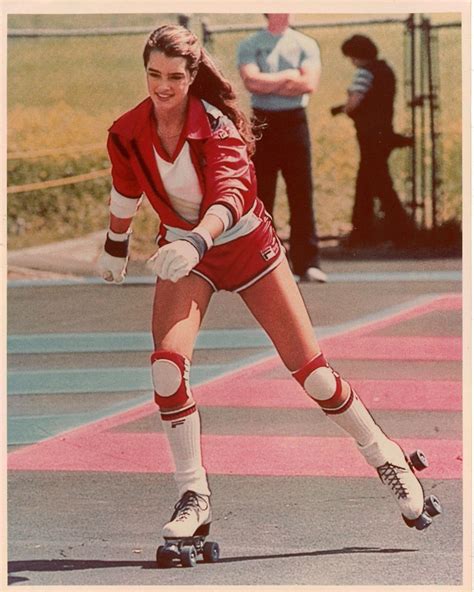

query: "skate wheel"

left=156, top=545, right=171, bottom=569
left=180, top=544, right=197, bottom=568
left=409, top=449, right=429, bottom=471
left=425, top=495, right=442, bottom=517
left=203, top=541, right=220, bottom=563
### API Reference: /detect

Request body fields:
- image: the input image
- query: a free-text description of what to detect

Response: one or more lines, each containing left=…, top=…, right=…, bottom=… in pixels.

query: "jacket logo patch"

left=216, top=128, right=229, bottom=139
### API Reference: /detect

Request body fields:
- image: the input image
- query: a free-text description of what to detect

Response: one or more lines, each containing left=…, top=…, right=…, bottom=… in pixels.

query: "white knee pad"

left=303, top=366, right=338, bottom=401
left=152, top=358, right=182, bottom=396
left=151, top=350, right=195, bottom=419
left=292, top=352, right=351, bottom=414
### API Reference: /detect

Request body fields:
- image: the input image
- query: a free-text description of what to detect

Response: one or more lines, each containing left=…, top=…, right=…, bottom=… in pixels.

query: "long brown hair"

left=143, top=25, right=256, bottom=156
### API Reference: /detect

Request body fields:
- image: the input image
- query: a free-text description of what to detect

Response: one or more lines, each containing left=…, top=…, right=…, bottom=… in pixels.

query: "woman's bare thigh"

left=151, top=273, right=214, bottom=360
left=239, top=258, right=320, bottom=371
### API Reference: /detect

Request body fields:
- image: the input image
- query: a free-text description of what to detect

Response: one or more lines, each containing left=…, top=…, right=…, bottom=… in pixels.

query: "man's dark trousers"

left=252, top=107, right=320, bottom=276
left=352, top=129, right=413, bottom=244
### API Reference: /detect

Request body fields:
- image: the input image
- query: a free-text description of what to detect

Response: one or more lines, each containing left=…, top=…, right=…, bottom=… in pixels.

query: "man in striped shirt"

left=332, top=34, right=414, bottom=247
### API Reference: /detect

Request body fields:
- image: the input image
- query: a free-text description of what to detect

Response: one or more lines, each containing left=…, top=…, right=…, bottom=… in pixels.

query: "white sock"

left=161, top=410, right=211, bottom=497
left=329, top=392, right=384, bottom=447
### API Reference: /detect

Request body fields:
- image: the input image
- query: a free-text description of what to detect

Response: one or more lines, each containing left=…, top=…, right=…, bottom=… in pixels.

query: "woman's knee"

left=151, top=349, right=196, bottom=420
left=292, top=352, right=353, bottom=414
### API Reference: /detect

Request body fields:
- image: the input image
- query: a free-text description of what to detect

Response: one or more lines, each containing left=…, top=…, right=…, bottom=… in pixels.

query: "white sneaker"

left=359, top=438, right=425, bottom=521
left=301, top=267, right=328, bottom=283
left=162, top=490, right=211, bottom=539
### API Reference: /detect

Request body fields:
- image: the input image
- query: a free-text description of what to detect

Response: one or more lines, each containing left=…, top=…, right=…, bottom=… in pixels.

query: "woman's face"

left=146, top=50, right=195, bottom=116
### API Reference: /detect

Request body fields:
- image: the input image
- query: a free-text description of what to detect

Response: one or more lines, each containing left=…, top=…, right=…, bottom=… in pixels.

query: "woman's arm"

left=201, top=122, right=256, bottom=228
left=193, top=212, right=226, bottom=241
left=99, top=134, right=142, bottom=283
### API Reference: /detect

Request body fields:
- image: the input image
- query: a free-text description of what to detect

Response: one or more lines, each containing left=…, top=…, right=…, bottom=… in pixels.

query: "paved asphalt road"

left=6, top=253, right=467, bottom=589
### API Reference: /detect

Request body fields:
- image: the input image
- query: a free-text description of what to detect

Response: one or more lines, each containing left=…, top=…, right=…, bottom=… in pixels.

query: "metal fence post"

left=201, top=18, right=212, bottom=48
left=422, top=16, right=441, bottom=231
left=405, top=14, right=418, bottom=225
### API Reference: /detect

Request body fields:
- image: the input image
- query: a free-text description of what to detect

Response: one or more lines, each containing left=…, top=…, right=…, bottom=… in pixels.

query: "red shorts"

left=158, top=200, right=285, bottom=292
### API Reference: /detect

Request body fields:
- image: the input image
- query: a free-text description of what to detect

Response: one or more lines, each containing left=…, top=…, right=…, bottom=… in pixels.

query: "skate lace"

left=172, top=491, right=209, bottom=523
left=377, top=462, right=409, bottom=499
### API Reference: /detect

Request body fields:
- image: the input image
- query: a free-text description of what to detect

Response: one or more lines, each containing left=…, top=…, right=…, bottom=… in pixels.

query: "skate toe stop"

left=403, top=511, right=433, bottom=530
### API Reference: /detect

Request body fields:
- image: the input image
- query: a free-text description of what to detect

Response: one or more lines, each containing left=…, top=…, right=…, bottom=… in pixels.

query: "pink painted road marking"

left=195, top=379, right=462, bottom=411
left=322, top=336, right=461, bottom=361
left=8, top=432, right=462, bottom=479
left=8, top=292, right=462, bottom=477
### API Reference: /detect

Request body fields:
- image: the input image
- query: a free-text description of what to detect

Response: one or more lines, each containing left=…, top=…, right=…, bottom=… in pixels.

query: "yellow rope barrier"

left=7, top=168, right=110, bottom=194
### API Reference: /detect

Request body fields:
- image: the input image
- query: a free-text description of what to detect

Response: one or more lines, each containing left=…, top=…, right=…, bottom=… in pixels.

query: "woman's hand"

left=147, top=240, right=201, bottom=283
left=148, top=228, right=213, bottom=283
left=98, top=230, right=130, bottom=284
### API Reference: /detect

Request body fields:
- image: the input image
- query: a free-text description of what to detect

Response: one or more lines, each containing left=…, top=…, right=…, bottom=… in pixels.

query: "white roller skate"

left=359, top=438, right=442, bottom=530
left=157, top=490, right=219, bottom=568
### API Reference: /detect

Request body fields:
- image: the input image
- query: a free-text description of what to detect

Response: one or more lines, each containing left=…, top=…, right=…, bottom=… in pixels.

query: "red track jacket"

left=107, top=95, right=258, bottom=230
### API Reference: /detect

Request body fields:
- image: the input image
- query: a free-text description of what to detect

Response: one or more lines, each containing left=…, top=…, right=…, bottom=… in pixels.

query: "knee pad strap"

left=151, top=350, right=196, bottom=420
left=292, top=352, right=353, bottom=414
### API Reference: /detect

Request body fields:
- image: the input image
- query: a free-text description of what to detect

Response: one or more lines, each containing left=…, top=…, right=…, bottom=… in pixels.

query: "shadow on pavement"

left=9, top=546, right=418, bottom=581
left=219, top=545, right=418, bottom=563
left=8, top=559, right=157, bottom=583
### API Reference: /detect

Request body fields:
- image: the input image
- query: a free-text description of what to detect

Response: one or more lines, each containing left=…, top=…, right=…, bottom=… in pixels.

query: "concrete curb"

left=8, top=231, right=104, bottom=277
left=7, top=231, right=151, bottom=279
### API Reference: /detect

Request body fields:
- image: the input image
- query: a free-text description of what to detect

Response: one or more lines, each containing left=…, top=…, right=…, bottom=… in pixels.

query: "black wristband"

left=180, top=231, right=209, bottom=261
left=104, top=233, right=129, bottom=258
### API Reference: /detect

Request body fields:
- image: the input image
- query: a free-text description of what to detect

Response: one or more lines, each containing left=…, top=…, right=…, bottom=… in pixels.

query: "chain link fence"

left=200, top=14, right=462, bottom=244
left=428, top=22, right=463, bottom=229
left=7, top=13, right=462, bottom=252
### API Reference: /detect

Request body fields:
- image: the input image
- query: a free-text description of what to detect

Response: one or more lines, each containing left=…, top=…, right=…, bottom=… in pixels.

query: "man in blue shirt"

left=238, top=14, right=327, bottom=282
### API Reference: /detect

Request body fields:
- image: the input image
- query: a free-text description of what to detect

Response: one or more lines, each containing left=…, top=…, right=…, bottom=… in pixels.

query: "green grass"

left=7, top=12, right=462, bottom=254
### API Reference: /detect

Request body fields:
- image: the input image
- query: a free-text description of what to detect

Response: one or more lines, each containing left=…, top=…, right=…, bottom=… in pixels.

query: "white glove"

left=148, top=229, right=213, bottom=283
left=99, top=251, right=128, bottom=284
left=98, top=230, right=130, bottom=284
left=148, top=240, right=200, bottom=283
